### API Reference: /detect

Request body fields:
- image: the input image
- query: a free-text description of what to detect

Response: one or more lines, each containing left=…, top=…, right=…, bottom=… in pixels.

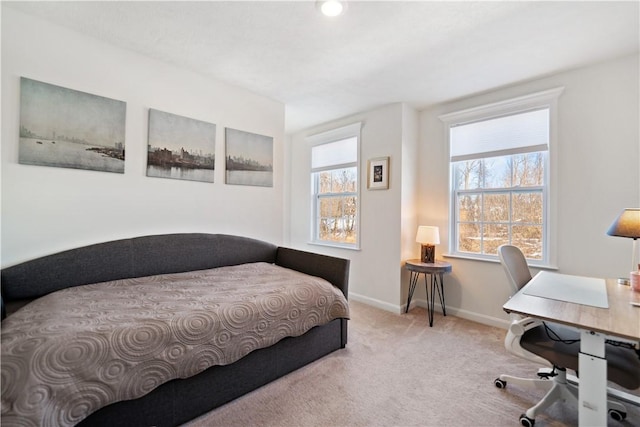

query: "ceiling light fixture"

left=317, top=0, right=346, bottom=17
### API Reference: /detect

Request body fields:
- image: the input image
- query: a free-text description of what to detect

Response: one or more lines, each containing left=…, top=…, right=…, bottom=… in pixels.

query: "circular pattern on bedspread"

left=12, top=337, right=47, bottom=357
left=219, top=301, right=258, bottom=331
left=302, top=310, right=322, bottom=331
left=290, top=284, right=314, bottom=305
left=38, top=321, right=75, bottom=335
left=288, top=307, right=301, bottom=320
left=225, top=332, right=263, bottom=363
left=99, top=359, right=128, bottom=382
left=165, top=343, right=188, bottom=363
left=0, top=414, right=39, bottom=427
left=111, top=320, right=171, bottom=361
left=171, top=311, right=219, bottom=345
left=30, top=335, right=109, bottom=385
left=49, top=382, right=111, bottom=427
left=256, top=318, right=270, bottom=333
left=1, top=355, right=28, bottom=398
left=273, top=320, right=296, bottom=340
left=59, top=335, right=110, bottom=369
left=213, top=328, right=233, bottom=347
left=317, top=295, right=328, bottom=307
left=257, top=293, right=288, bottom=318
left=120, top=361, right=175, bottom=400
left=180, top=346, right=225, bottom=378
left=13, top=384, right=52, bottom=416
left=330, top=300, right=348, bottom=318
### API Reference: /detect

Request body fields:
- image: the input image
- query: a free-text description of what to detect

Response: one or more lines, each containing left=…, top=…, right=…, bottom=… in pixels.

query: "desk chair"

left=495, top=244, right=639, bottom=427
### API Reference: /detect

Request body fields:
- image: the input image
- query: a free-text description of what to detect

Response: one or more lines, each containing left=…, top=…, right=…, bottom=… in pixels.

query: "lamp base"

left=421, top=244, right=435, bottom=263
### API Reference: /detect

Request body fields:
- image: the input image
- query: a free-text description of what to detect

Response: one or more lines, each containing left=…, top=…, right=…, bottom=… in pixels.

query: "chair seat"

left=522, top=323, right=640, bottom=390
left=521, top=323, right=581, bottom=371
left=605, top=340, right=640, bottom=390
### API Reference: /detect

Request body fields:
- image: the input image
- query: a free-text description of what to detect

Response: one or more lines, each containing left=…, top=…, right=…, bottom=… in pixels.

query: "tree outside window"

left=308, top=123, right=361, bottom=249
left=454, top=152, right=545, bottom=259
left=441, top=88, right=564, bottom=266
left=317, top=167, right=357, bottom=244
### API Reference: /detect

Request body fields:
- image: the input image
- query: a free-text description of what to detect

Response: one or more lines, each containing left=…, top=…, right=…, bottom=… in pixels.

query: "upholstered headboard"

left=1, top=233, right=277, bottom=304
left=1, top=233, right=350, bottom=321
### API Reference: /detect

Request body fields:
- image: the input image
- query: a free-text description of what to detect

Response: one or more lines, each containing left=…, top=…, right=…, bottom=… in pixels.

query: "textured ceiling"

left=5, top=1, right=639, bottom=133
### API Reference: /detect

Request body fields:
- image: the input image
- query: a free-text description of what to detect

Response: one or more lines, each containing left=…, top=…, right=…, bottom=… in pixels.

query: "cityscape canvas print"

left=225, top=128, right=273, bottom=187
left=19, top=77, right=126, bottom=173
left=147, top=109, right=216, bottom=183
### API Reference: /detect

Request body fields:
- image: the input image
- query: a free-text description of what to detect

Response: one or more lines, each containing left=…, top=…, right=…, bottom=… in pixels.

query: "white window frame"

left=439, top=88, right=564, bottom=267
left=306, top=122, right=362, bottom=250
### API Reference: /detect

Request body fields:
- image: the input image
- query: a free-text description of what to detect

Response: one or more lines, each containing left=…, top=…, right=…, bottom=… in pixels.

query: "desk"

left=503, top=271, right=640, bottom=426
left=404, top=260, right=452, bottom=327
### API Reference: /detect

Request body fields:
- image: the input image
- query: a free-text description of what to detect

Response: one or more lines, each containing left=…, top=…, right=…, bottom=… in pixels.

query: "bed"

left=0, top=233, right=350, bottom=426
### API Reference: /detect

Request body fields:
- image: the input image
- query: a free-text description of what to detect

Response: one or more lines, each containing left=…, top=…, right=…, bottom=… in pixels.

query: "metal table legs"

left=406, top=271, right=447, bottom=327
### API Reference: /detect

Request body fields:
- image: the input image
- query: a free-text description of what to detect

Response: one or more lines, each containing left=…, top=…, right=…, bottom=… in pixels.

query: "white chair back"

left=498, top=245, right=532, bottom=294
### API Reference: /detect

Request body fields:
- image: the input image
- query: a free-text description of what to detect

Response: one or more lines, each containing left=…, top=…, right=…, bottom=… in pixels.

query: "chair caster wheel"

left=608, top=409, right=627, bottom=421
left=519, top=414, right=535, bottom=427
left=494, top=378, right=507, bottom=389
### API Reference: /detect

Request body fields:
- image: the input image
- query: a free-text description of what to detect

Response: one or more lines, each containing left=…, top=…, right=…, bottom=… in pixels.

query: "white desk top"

left=504, top=272, right=640, bottom=342
left=523, top=271, right=608, bottom=308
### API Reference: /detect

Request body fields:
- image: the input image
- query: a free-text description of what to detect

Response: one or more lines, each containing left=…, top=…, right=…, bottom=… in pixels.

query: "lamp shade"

left=416, top=226, right=440, bottom=244
left=606, top=208, right=640, bottom=239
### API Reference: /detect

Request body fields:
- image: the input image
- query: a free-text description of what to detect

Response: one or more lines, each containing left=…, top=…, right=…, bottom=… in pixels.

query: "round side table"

left=404, top=259, right=452, bottom=327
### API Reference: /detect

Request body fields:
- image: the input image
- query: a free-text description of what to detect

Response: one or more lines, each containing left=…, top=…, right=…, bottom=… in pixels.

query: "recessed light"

left=317, top=0, right=346, bottom=17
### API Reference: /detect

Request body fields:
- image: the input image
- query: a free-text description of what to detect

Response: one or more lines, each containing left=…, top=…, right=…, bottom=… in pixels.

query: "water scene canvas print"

left=147, top=109, right=216, bottom=183
left=225, top=128, right=273, bottom=187
left=19, top=77, right=126, bottom=173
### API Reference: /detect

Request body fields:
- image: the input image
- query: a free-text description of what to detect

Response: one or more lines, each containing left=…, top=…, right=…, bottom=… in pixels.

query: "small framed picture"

left=367, top=156, right=389, bottom=190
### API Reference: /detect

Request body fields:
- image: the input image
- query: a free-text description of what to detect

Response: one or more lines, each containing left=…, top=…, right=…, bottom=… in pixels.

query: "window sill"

left=308, top=241, right=361, bottom=251
left=442, top=252, right=558, bottom=271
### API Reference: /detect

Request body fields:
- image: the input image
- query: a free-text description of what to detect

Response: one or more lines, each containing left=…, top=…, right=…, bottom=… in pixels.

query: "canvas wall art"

left=147, top=109, right=216, bottom=183
left=19, top=77, right=126, bottom=173
left=225, top=128, right=273, bottom=187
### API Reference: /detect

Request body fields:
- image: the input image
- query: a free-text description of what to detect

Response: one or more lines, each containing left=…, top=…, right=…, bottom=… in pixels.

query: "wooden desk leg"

left=578, top=330, right=607, bottom=427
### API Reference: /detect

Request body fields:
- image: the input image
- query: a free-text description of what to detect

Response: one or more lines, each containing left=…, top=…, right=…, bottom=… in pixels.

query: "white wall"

left=1, top=8, right=285, bottom=267
left=3, top=7, right=637, bottom=330
left=288, top=54, right=639, bottom=328
left=420, top=54, right=640, bottom=327
left=288, top=103, right=419, bottom=311
left=400, top=104, right=420, bottom=306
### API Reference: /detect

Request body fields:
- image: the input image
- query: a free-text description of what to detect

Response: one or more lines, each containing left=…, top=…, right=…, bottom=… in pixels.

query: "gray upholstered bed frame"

left=0, top=233, right=350, bottom=426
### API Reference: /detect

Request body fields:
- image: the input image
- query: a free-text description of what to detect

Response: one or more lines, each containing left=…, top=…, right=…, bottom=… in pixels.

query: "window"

left=307, top=123, right=361, bottom=249
left=440, top=88, right=563, bottom=265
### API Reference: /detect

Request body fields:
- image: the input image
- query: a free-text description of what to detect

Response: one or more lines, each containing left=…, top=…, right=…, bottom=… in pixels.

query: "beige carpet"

left=184, top=301, right=639, bottom=427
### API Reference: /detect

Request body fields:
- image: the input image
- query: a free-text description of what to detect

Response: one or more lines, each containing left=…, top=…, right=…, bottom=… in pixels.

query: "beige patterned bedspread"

left=0, top=262, right=349, bottom=427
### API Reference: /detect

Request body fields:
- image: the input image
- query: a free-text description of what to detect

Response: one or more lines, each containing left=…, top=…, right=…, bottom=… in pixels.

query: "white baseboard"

left=348, top=292, right=510, bottom=330
left=348, top=292, right=401, bottom=313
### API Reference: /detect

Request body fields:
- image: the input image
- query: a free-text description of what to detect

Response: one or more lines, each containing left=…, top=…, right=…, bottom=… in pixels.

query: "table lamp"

left=416, top=226, right=440, bottom=263
left=606, top=208, right=640, bottom=285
